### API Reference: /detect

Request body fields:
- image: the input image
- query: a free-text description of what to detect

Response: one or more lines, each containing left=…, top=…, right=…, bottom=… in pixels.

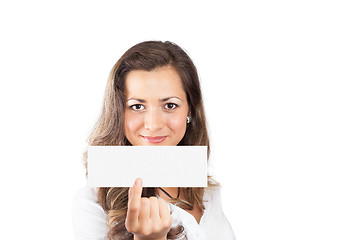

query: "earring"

left=186, top=116, right=192, bottom=124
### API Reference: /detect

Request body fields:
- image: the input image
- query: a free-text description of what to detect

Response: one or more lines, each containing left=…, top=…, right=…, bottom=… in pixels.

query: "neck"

left=157, top=187, right=181, bottom=200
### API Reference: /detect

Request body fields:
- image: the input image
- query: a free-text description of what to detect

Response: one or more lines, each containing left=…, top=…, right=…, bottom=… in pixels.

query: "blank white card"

left=87, top=146, right=207, bottom=187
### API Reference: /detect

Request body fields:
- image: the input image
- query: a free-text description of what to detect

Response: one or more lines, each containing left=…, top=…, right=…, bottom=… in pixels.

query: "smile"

left=142, top=136, right=167, bottom=144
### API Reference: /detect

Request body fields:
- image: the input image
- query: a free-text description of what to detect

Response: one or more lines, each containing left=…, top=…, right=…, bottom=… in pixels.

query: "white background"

left=0, top=0, right=359, bottom=239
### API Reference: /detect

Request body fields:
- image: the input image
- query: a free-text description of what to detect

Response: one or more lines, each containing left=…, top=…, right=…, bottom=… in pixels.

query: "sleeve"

left=204, top=186, right=236, bottom=239
left=72, top=187, right=108, bottom=240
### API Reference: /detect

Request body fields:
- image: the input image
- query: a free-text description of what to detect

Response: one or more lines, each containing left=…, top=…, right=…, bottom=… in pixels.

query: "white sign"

left=87, top=146, right=208, bottom=187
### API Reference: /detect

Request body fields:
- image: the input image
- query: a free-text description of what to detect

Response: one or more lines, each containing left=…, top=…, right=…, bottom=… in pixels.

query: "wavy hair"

left=83, top=41, right=219, bottom=240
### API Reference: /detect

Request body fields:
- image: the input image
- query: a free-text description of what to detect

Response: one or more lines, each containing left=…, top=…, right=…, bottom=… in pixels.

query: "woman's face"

left=124, top=66, right=189, bottom=146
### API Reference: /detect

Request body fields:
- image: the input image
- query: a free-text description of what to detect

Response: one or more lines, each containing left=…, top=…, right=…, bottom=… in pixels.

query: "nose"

left=144, top=109, right=164, bottom=132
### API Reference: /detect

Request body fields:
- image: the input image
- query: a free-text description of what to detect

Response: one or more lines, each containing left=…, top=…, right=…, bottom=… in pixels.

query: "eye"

left=164, top=103, right=178, bottom=110
left=130, top=104, right=145, bottom=111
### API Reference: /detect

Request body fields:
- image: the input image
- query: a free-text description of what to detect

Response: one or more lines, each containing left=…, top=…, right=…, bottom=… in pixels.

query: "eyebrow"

left=126, top=96, right=183, bottom=103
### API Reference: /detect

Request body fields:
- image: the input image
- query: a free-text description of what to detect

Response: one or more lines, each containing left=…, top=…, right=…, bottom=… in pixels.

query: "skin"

left=124, top=66, right=192, bottom=240
left=124, top=66, right=189, bottom=147
left=126, top=178, right=171, bottom=240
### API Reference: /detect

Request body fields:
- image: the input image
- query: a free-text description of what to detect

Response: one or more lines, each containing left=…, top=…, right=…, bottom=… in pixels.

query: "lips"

left=142, top=136, right=167, bottom=144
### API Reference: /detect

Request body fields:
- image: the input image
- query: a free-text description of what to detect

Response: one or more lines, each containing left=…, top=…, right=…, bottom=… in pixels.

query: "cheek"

left=125, top=113, right=143, bottom=135
left=167, top=115, right=187, bottom=135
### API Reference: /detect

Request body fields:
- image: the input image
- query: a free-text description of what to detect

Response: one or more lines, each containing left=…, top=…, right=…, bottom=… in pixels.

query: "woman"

left=73, top=41, right=235, bottom=240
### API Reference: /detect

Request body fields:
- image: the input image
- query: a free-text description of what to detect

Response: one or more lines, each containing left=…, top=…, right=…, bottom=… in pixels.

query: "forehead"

left=124, top=66, right=186, bottom=98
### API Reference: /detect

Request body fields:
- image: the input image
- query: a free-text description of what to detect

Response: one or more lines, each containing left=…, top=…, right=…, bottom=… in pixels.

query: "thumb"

left=128, top=178, right=143, bottom=205
left=128, top=178, right=142, bottom=198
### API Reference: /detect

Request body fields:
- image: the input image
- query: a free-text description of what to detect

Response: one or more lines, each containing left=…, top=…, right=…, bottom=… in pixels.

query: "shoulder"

left=203, top=180, right=237, bottom=239
left=72, top=186, right=108, bottom=239
left=203, top=177, right=222, bottom=207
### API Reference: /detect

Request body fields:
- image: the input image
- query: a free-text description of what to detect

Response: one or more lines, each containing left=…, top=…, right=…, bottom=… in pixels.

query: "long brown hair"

left=83, top=41, right=219, bottom=240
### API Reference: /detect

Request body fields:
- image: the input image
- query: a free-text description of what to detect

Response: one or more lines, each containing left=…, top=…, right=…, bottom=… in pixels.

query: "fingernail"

left=135, top=178, right=142, bottom=186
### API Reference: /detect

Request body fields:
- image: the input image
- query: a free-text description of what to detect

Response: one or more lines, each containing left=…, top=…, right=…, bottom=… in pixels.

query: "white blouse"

left=72, top=185, right=236, bottom=240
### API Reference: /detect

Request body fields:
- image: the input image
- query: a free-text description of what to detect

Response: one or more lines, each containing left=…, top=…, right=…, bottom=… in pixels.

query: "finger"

left=149, top=197, right=160, bottom=220
left=129, top=178, right=142, bottom=203
left=126, top=178, right=143, bottom=226
left=158, top=198, right=171, bottom=221
left=139, top=197, right=150, bottom=222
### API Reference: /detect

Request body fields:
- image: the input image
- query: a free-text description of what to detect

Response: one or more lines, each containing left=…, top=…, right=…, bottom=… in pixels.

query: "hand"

left=125, top=178, right=172, bottom=240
